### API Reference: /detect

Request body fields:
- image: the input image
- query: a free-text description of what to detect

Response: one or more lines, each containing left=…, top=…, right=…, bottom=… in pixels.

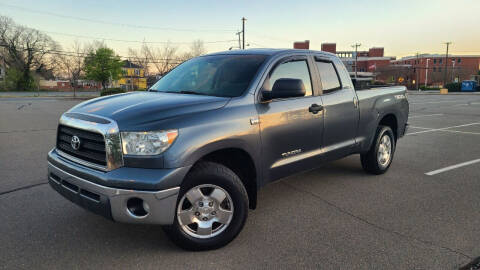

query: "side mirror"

left=262, top=78, right=306, bottom=101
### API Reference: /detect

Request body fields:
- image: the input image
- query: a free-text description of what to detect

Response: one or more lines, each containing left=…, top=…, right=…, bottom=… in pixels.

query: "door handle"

left=309, top=104, right=323, bottom=114
left=353, top=97, right=359, bottom=108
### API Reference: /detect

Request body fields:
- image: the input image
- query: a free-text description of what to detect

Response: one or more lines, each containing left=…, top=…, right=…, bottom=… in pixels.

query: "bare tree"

left=154, top=42, right=179, bottom=75
left=128, top=42, right=181, bottom=75
left=58, top=40, right=88, bottom=96
left=180, top=39, right=206, bottom=61
left=128, top=43, right=151, bottom=76
left=0, top=16, right=58, bottom=90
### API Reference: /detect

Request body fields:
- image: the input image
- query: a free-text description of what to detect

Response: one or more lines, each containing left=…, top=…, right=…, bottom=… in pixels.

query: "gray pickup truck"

left=47, top=49, right=409, bottom=250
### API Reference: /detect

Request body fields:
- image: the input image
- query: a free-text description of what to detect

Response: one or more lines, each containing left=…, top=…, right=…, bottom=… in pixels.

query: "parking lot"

left=1, top=93, right=479, bottom=269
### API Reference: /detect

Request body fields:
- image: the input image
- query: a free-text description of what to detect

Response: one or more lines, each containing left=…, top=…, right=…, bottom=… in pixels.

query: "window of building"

left=268, top=59, right=312, bottom=96
left=433, top=67, right=436, bottom=72
left=134, top=69, right=140, bottom=76
left=458, top=58, right=461, bottom=63
left=315, top=61, right=342, bottom=93
left=438, top=67, right=442, bottom=72
left=439, top=59, right=443, bottom=64
left=434, top=59, right=437, bottom=64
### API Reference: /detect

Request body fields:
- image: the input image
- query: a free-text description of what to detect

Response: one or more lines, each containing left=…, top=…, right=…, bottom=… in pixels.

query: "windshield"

left=149, top=54, right=267, bottom=97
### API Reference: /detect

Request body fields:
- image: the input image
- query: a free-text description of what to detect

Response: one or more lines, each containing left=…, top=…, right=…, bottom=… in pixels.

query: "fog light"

left=126, top=197, right=149, bottom=217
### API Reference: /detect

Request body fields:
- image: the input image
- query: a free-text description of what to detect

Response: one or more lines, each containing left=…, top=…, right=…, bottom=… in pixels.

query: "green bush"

left=444, top=82, right=461, bottom=92
left=100, top=88, right=126, bottom=96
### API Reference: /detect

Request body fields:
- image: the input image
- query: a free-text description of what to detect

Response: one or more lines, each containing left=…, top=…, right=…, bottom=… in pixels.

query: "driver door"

left=256, top=56, right=325, bottom=182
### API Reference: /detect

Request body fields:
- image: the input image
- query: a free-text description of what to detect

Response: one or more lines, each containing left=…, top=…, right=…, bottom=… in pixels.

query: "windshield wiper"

left=152, top=90, right=209, bottom=96
left=177, top=90, right=208, bottom=95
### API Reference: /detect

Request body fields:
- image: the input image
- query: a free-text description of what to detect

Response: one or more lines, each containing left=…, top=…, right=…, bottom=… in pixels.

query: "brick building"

left=294, top=41, right=480, bottom=88
left=390, top=54, right=480, bottom=87
left=322, top=43, right=395, bottom=73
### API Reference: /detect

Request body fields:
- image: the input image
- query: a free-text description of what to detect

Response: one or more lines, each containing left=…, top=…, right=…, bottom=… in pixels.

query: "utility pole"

left=351, top=43, right=361, bottom=79
left=443, top=42, right=452, bottom=87
left=241, top=17, right=247, bottom=50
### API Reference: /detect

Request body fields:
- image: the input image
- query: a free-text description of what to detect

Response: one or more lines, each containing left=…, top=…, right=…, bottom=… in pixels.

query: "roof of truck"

left=206, top=48, right=336, bottom=57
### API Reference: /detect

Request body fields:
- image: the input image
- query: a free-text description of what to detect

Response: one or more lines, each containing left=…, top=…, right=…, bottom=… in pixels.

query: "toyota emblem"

left=71, top=135, right=81, bottom=150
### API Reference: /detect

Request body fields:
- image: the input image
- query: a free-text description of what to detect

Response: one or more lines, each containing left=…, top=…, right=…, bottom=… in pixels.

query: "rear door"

left=256, top=55, right=325, bottom=182
left=313, top=56, right=359, bottom=160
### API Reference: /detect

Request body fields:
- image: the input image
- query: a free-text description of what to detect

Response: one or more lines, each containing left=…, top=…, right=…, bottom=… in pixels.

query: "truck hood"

left=68, top=91, right=230, bottom=129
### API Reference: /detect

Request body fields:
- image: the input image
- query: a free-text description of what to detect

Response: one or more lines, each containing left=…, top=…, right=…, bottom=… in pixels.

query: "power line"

left=43, top=30, right=237, bottom=45
left=0, top=44, right=186, bottom=64
left=249, top=41, right=268, bottom=48
left=0, top=2, right=236, bottom=33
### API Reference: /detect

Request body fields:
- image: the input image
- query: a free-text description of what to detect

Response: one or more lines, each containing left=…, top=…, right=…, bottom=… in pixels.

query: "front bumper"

left=48, top=149, right=190, bottom=224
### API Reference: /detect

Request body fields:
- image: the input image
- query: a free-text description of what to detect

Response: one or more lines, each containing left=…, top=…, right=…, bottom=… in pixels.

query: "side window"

left=316, top=61, right=341, bottom=93
left=267, top=60, right=312, bottom=96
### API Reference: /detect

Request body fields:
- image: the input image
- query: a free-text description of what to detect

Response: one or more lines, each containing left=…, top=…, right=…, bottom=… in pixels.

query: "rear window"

left=316, top=61, right=342, bottom=93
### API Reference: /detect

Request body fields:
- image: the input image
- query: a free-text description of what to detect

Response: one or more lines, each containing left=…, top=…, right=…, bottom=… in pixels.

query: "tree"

left=180, top=39, right=206, bottom=61
left=84, top=47, right=123, bottom=90
left=0, top=16, right=59, bottom=90
left=128, top=43, right=151, bottom=77
left=151, top=42, right=179, bottom=75
left=58, top=41, right=88, bottom=95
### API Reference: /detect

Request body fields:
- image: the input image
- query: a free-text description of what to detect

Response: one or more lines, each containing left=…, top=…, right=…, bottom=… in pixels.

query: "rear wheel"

left=361, top=126, right=395, bottom=175
left=162, top=162, right=248, bottom=251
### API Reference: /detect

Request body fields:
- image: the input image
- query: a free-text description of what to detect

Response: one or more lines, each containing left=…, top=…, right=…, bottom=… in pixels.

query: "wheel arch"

left=378, top=113, right=398, bottom=141
left=186, top=147, right=259, bottom=210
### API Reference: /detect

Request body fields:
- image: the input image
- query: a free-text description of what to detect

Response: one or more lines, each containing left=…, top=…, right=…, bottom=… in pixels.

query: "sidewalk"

left=407, top=90, right=480, bottom=95
left=0, top=91, right=100, bottom=98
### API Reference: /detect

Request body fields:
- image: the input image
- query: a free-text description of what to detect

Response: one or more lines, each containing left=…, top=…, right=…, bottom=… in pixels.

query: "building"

left=390, top=54, right=480, bottom=87
left=39, top=79, right=101, bottom=90
left=0, top=56, right=6, bottom=84
left=294, top=40, right=310, bottom=50
left=321, top=43, right=396, bottom=74
left=112, top=60, right=147, bottom=90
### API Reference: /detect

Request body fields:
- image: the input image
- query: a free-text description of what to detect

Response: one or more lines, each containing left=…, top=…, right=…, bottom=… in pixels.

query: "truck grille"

left=56, top=125, right=107, bottom=167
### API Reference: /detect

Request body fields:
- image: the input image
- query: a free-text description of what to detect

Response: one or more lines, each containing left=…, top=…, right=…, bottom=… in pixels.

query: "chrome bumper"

left=48, top=162, right=180, bottom=225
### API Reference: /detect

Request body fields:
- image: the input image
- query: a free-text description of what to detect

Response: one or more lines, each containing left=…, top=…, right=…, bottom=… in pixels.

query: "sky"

left=1, top=0, right=479, bottom=58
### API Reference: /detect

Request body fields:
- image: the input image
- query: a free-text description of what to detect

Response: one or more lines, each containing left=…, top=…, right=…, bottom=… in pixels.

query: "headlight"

left=121, top=130, right=178, bottom=155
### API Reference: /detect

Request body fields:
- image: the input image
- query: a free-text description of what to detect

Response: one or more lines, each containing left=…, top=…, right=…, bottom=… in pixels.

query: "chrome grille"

left=56, top=125, right=107, bottom=166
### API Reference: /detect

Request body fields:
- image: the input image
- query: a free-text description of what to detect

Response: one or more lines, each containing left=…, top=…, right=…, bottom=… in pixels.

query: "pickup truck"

left=47, top=49, right=409, bottom=251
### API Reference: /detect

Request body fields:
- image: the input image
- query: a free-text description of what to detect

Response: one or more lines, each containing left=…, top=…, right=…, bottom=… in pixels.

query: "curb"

left=407, top=91, right=480, bottom=96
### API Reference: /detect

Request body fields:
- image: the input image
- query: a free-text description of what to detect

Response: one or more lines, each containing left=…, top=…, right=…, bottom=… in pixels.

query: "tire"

left=162, top=161, right=249, bottom=251
left=361, top=125, right=396, bottom=175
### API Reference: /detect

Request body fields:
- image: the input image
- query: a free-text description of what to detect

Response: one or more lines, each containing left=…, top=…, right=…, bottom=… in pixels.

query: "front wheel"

left=361, top=126, right=396, bottom=175
left=162, top=162, right=248, bottom=251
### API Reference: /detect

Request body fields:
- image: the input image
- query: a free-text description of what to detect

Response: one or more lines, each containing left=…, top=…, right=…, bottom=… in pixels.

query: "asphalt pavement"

left=1, top=94, right=480, bottom=269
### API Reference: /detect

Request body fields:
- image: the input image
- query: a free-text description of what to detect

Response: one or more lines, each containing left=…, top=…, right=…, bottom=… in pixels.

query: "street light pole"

left=351, top=43, right=361, bottom=79
left=452, top=60, right=456, bottom=82
left=425, top=59, right=430, bottom=89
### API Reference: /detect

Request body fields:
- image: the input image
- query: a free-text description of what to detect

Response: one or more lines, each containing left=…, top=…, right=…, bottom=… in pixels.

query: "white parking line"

left=409, top=113, right=444, bottom=119
left=408, top=126, right=480, bottom=135
left=440, top=130, right=480, bottom=135
left=425, top=159, right=480, bottom=176
left=407, top=122, right=480, bottom=135
left=410, top=100, right=468, bottom=105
